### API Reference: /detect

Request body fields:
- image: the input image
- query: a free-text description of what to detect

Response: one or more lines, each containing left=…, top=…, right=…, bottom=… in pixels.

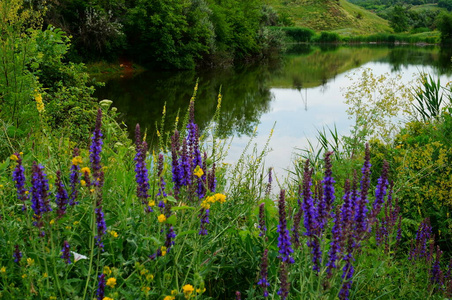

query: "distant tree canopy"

left=42, top=0, right=286, bottom=69
left=436, top=11, right=452, bottom=43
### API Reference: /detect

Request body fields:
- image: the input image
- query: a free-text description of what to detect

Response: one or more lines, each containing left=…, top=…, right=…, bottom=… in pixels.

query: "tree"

left=436, top=11, right=452, bottom=44
left=389, top=5, right=409, bottom=33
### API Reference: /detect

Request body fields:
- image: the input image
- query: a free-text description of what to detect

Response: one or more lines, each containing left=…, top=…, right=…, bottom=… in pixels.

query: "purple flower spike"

left=370, top=160, right=389, bottom=222
left=90, top=108, right=103, bottom=186
left=431, top=245, right=444, bottom=288
left=199, top=209, right=210, bottom=236
left=339, top=255, right=354, bottom=300
left=265, top=167, right=272, bottom=196
left=291, top=186, right=303, bottom=249
left=409, top=218, right=432, bottom=262
left=95, top=207, right=107, bottom=249
left=97, top=273, right=106, bottom=300
left=277, top=262, right=290, bottom=300
left=165, top=226, right=176, bottom=252
left=322, top=151, right=336, bottom=215
left=157, top=154, right=168, bottom=198
left=208, top=162, right=217, bottom=193
left=258, top=249, right=270, bottom=297
left=355, top=143, right=371, bottom=240
left=61, top=241, right=71, bottom=264
left=13, top=245, right=22, bottom=263
left=55, top=171, right=69, bottom=218
left=134, top=124, right=152, bottom=212
left=171, top=130, right=182, bottom=196
left=277, top=190, right=294, bottom=264
left=31, top=162, right=52, bottom=234
left=12, top=153, right=28, bottom=210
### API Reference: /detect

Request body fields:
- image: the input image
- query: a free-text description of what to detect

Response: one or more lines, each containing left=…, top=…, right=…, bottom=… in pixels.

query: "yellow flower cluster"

left=72, top=156, right=83, bottom=166
left=193, top=165, right=204, bottom=178
left=35, top=92, right=45, bottom=113
left=106, top=277, right=116, bottom=288
left=81, top=167, right=91, bottom=175
left=158, top=214, right=166, bottom=223
left=182, top=284, right=194, bottom=299
left=201, top=193, right=226, bottom=210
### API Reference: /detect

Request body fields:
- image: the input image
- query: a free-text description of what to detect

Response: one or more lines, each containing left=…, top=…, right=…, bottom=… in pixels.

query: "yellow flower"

left=161, top=246, right=167, bottom=257
left=49, top=297, right=57, bottom=300
left=196, top=288, right=206, bottom=294
left=43, top=273, right=48, bottom=278
left=200, top=201, right=210, bottom=210
left=158, top=214, right=166, bottom=223
left=103, top=266, right=112, bottom=276
left=81, top=167, right=91, bottom=175
left=27, top=258, right=34, bottom=266
left=106, top=277, right=117, bottom=288
left=22, top=274, right=27, bottom=279
left=50, top=219, right=55, bottom=225
left=0, top=266, right=5, bottom=273
left=35, top=93, right=45, bottom=113
left=171, top=290, right=178, bottom=296
left=194, top=165, right=204, bottom=178
left=73, top=221, right=80, bottom=226
left=10, top=154, right=18, bottom=161
left=72, top=156, right=83, bottom=166
left=148, top=200, right=155, bottom=207
left=80, top=180, right=86, bottom=187
left=109, top=231, right=119, bottom=238
left=163, top=296, right=175, bottom=300
left=141, top=286, right=150, bottom=293
left=140, top=269, right=148, bottom=276
left=146, top=274, right=154, bottom=281
left=90, top=188, right=95, bottom=193
left=103, top=297, right=114, bottom=300
left=215, top=193, right=226, bottom=203
left=183, top=284, right=194, bottom=299
left=206, top=196, right=215, bottom=203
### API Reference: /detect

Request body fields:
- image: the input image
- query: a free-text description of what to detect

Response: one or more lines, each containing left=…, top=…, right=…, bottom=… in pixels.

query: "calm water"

left=95, top=45, right=452, bottom=177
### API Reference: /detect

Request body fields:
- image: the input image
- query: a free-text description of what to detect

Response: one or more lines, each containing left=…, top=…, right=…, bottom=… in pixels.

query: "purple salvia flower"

left=134, top=125, right=152, bottom=212
left=339, top=255, right=354, bottom=300
left=431, top=245, right=444, bottom=288
left=340, top=179, right=354, bottom=249
left=97, top=273, right=106, bottom=300
left=69, top=148, right=81, bottom=205
left=55, top=171, right=69, bottom=218
left=199, top=208, right=209, bottom=236
left=370, top=160, right=389, bottom=223
left=355, top=144, right=371, bottom=240
left=12, top=153, right=28, bottom=210
left=83, top=169, right=91, bottom=187
left=277, top=190, right=294, bottom=264
left=95, top=207, right=107, bottom=249
left=208, top=162, right=217, bottom=193
left=322, top=151, right=336, bottom=215
left=179, top=139, right=191, bottom=186
left=235, top=291, right=241, bottom=300
left=409, top=218, right=432, bottom=262
left=171, top=130, right=182, bottom=196
left=258, top=203, right=267, bottom=237
left=327, top=206, right=342, bottom=275
left=164, top=225, right=176, bottom=252
left=30, top=162, right=52, bottom=235
left=90, top=108, right=103, bottom=186
left=277, top=262, right=290, bottom=300
left=61, top=241, right=71, bottom=264
left=13, top=245, right=22, bottom=263
left=258, top=249, right=270, bottom=297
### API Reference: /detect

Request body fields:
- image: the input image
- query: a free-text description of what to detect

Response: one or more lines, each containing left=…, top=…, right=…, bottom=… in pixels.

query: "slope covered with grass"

left=270, top=0, right=392, bottom=35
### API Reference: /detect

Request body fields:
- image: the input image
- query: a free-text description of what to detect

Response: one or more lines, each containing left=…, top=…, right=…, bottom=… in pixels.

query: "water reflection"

left=94, top=45, right=452, bottom=173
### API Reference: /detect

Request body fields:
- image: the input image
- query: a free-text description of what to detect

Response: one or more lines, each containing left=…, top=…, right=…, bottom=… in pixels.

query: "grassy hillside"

left=269, top=0, right=392, bottom=35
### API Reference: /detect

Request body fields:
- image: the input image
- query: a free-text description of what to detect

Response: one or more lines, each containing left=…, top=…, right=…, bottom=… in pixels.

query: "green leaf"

left=166, top=196, right=177, bottom=203
left=166, top=215, right=177, bottom=225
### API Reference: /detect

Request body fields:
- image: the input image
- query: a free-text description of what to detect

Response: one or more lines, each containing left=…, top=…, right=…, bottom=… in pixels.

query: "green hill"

left=270, top=0, right=392, bottom=35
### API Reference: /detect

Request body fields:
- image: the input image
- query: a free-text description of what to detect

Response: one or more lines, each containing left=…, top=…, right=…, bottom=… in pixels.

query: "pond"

left=94, top=45, right=452, bottom=178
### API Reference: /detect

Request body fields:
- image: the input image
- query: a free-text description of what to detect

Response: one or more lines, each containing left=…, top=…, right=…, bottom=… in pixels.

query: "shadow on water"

left=94, top=45, right=452, bottom=146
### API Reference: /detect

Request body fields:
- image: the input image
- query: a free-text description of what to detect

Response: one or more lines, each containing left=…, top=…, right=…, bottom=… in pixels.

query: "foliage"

left=390, top=5, right=410, bottom=32
left=314, top=31, right=342, bottom=43
left=280, top=27, right=316, bottom=43
left=436, top=10, right=452, bottom=43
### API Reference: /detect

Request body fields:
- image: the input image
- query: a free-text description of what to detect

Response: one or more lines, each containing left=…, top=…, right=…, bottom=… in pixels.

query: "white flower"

left=71, top=251, right=88, bottom=262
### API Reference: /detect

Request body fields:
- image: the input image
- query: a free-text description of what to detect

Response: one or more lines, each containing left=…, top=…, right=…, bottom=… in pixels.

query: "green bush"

left=280, top=26, right=315, bottom=43
left=314, top=31, right=341, bottom=43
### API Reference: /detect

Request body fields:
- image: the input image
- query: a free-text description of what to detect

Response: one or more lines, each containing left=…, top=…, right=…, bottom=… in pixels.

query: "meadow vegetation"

left=2, top=0, right=452, bottom=299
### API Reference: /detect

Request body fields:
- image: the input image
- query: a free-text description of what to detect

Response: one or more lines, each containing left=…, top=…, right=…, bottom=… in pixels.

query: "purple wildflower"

left=322, top=151, right=335, bottom=215
left=258, top=249, right=270, bottom=297
left=13, top=245, right=22, bottom=263
left=355, top=143, right=371, bottom=240
left=134, top=124, right=151, bottom=212
left=164, top=225, right=176, bottom=252
left=199, top=208, right=209, bottom=236
left=97, top=273, right=106, bottom=300
left=369, top=160, right=389, bottom=223
left=31, top=162, right=52, bottom=235
left=95, top=207, right=107, bottom=249
left=291, top=186, right=303, bottom=249
left=278, top=262, right=290, bottom=300
left=431, top=245, right=444, bottom=288
left=12, top=153, right=28, bottom=210
left=171, top=130, right=182, bottom=196
left=277, top=190, right=294, bottom=264
left=61, top=241, right=71, bottom=264
left=339, top=255, right=354, bottom=300
left=409, top=218, right=432, bottom=262
left=90, top=108, right=103, bottom=186
left=179, top=139, right=191, bottom=187
left=55, top=171, right=69, bottom=218
left=69, top=148, right=81, bottom=205
left=327, top=206, right=342, bottom=275
left=208, top=162, right=217, bottom=193
left=235, top=291, right=241, bottom=300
